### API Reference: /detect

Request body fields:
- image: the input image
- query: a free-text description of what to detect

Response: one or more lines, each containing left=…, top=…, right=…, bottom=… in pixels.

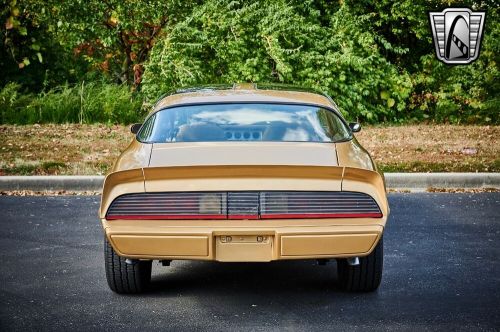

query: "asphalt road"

left=0, top=193, right=499, bottom=331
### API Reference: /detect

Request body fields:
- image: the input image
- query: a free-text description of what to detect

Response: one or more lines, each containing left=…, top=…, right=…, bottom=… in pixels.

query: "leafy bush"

left=142, top=0, right=413, bottom=123
left=141, top=0, right=498, bottom=124
left=0, top=82, right=144, bottom=124
left=1, top=0, right=498, bottom=125
left=407, top=6, right=500, bottom=124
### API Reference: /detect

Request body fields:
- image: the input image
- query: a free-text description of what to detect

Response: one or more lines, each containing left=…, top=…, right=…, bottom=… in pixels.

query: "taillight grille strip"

left=106, top=191, right=382, bottom=220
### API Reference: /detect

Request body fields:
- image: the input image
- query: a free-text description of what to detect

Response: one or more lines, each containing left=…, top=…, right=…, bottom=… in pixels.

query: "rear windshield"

left=138, top=103, right=351, bottom=143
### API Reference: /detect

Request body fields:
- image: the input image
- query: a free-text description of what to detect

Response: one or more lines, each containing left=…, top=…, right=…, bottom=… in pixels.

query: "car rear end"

left=100, top=87, right=389, bottom=293
left=101, top=165, right=387, bottom=263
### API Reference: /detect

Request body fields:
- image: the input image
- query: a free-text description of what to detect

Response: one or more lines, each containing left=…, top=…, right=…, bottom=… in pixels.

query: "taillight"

left=106, top=192, right=227, bottom=220
left=260, top=192, right=382, bottom=219
left=106, top=191, right=382, bottom=220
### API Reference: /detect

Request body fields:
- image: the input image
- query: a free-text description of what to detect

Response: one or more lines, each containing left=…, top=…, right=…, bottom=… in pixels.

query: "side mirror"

left=130, top=123, right=142, bottom=134
left=349, top=122, right=361, bottom=133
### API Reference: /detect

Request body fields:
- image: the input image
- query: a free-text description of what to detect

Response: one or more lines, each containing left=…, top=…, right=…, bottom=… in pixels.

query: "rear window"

left=138, top=103, right=351, bottom=143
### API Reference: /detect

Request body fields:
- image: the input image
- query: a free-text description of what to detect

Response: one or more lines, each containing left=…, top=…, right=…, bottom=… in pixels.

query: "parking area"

left=0, top=193, right=499, bottom=331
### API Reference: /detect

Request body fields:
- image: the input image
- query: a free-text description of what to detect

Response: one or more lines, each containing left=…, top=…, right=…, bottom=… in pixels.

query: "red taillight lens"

left=106, top=191, right=382, bottom=220
left=260, top=213, right=382, bottom=219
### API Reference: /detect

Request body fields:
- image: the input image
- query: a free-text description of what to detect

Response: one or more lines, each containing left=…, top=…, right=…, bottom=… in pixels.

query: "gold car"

left=100, top=83, right=389, bottom=294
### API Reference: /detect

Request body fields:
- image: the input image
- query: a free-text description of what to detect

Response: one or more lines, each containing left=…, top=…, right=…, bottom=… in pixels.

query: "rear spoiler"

left=100, top=166, right=388, bottom=218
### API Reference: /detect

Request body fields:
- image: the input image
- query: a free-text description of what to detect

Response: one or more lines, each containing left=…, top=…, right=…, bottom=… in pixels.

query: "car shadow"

left=146, top=259, right=357, bottom=298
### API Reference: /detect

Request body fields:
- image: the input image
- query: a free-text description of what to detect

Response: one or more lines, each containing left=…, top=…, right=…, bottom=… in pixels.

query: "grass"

left=379, top=161, right=500, bottom=173
left=0, top=124, right=131, bottom=175
left=0, top=82, right=144, bottom=125
left=355, top=124, right=499, bottom=172
left=0, top=124, right=498, bottom=175
left=1, top=161, right=68, bottom=175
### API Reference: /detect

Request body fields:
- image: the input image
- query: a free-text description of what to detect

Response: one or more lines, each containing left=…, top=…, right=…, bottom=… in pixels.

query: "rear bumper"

left=102, top=218, right=385, bottom=262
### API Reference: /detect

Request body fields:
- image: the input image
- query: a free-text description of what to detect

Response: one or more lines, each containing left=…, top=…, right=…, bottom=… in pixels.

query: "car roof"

left=152, top=83, right=338, bottom=112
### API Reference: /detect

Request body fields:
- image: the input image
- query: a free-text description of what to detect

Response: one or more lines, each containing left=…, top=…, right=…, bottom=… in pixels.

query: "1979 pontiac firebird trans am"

left=100, top=83, right=389, bottom=294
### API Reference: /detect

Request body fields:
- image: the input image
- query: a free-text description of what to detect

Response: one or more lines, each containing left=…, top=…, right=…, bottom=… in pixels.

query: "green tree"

left=1, top=0, right=197, bottom=89
left=46, top=0, right=196, bottom=87
left=347, top=0, right=499, bottom=123
left=1, top=0, right=88, bottom=90
left=142, top=0, right=498, bottom=124
left=142, top=0, right=412, bottom=122
left=1, top=0, right=498, bottom=124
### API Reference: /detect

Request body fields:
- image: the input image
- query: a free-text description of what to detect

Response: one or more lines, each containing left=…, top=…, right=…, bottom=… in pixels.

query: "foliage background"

left=1, top=0, right=498, bottom=124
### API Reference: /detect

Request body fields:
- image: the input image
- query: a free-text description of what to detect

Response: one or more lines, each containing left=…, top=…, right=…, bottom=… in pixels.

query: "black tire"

left=104, top=237, right=152, bottom=294
left=337, top=237, right=383, bottom=292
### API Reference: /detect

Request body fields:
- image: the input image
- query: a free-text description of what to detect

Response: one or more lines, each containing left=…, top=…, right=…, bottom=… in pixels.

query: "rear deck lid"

left=148, top=142, right=338, bottom=167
